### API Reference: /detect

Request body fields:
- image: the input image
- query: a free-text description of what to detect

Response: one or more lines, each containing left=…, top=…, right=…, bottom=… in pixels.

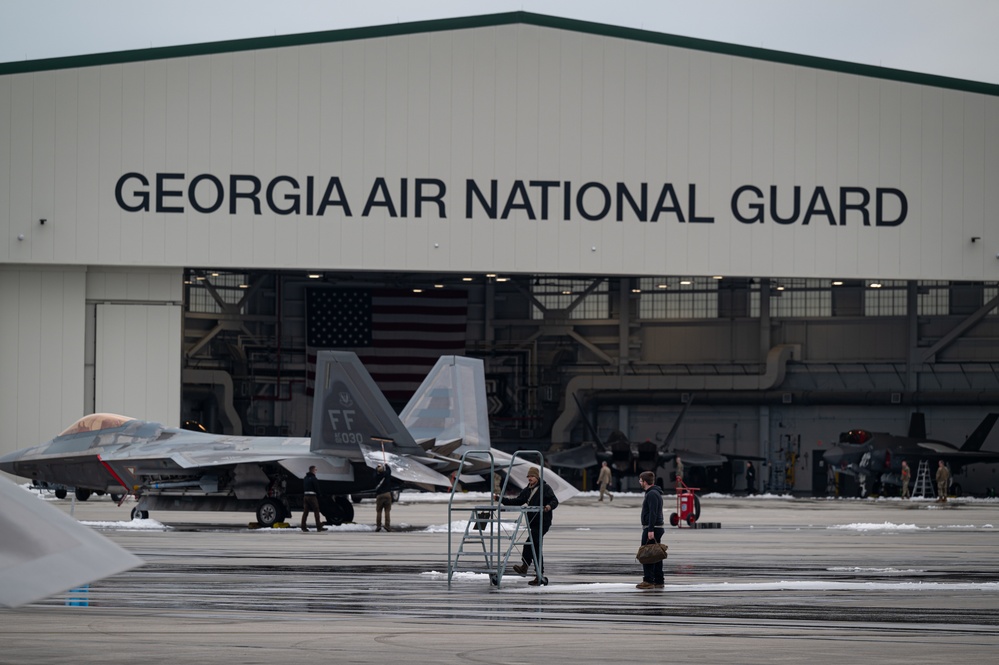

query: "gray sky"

left=2, top=1, right=997, bottom=85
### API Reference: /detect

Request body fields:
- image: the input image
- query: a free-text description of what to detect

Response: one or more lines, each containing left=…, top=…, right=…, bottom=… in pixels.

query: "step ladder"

left=446, top=450, right=546, bottom=588
left=911, top=459, right=933, bottom=498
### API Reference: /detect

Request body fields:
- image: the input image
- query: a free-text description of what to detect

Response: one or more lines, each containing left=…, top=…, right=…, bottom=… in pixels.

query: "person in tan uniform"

left=597, top=461, right=613, bottom=502
left=935, top=460, right=951, bottom=502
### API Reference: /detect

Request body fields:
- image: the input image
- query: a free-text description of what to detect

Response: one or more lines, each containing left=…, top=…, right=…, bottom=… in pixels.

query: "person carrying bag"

left=636, top=470, right=666, bottom=589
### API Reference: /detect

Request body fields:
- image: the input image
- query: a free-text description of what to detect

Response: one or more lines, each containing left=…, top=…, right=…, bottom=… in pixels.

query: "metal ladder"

left=446, top=450, right=546, bottom=588
left=912, top=459, right=933, bottom=498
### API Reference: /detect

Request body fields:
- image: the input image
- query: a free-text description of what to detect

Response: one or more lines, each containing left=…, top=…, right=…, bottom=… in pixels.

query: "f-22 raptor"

left=822, top=412, right=999, bottom=496
left=0, top=352, right=576, bottom=527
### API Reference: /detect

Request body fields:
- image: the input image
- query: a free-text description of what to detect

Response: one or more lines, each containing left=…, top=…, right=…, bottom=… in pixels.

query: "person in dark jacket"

left=638, top=470, right=665, bottom=589
left=374, top=464, right=393, bottom=532
left=301, top=465, right=325, bottom=532
left=496, top=467, right=558, bottom=585
left=745, top=461, right=757, bottom=495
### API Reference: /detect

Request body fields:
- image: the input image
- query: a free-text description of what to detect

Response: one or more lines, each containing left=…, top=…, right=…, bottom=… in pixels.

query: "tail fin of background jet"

left=309, top=351, right=423, bottom=456
left=400, top=355, right=491, bottom=450
left=907, top=412, right=927, bottom=439
left=960, top=413, right=999, bottom=452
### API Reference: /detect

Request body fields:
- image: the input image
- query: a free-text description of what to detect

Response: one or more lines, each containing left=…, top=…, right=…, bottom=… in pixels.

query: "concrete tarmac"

left=2, top=491, right=998, bottom=664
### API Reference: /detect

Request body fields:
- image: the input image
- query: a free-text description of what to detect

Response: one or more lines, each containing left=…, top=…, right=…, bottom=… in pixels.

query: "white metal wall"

left=0, top=265, right=86, bottom=458
left=1, top=23, right=997, bottom=281
left=88, top=268, right=183, bottom=427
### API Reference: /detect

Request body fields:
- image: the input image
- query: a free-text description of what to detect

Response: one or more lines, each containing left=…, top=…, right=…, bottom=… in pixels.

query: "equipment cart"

left=669, top=479, right=701, bottom=527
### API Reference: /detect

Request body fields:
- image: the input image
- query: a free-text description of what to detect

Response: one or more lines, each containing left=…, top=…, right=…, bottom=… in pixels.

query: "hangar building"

left=2, top=12, right=998, bottom=494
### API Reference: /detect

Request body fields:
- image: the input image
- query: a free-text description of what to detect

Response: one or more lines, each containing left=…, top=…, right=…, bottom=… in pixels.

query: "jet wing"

left=0, top=477, right=142, bottom=608
left=916, top=443, right=999, bottom=463
left=492, top=450, right=579, bottom=502
left=358, top=443, right=451, bottom=487
left=547, top=443, right=600, bottom=470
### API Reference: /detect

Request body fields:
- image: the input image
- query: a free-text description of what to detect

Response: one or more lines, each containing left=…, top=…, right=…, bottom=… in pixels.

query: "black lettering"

left=838, top=187, right=871, bottom=226
left=229, top=175, right=262, bottom=215
left=155, top=173, right=185, bottom=213
left=563, top=181, right=572, bottom=220
left=802, top=186, right=836, bottom=225
left=266, top=176, right=301, bottom=215
left=529, top=180, right=560, bottom=220
left=576, top=182, right=611, bottom=221
left=188, top=174, right=224, bottom=214
left=876, top=188, right=907, bottom=226
left=316, top=177, right=352, bottom=216
left=466, top=179, right=497, bottom=218
left=616, top=183, right=647, bottom=222
left=769, top=185, right=800, bottom=225
left=415, top=178, right=446, bottom=218
left=306, top=176, right=314, bottom=216
left=651, top=183, right=685, bottom=222
left=502, top=180, right=536, bottom=219
left=362, top=178, right=397, bottom=217
left=731, top=185, right=764, bottom=224
left=399, top=178, right=408, bottom=218
left=115, top=172, right=149, bottom=212
left=688, top=184, right=714, bottom=223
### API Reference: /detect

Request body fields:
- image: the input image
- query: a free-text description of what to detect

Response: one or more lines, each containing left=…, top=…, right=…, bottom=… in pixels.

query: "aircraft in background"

left=0, top=353, right=576, bottom=528
left=822, top=412, right=999, bottom=496
left=0, top=476, right=141, bottom=608
left=548, top=395, right=761, bottom=489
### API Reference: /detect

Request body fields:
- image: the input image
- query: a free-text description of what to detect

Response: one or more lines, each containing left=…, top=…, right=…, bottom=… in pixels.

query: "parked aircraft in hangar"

left=822, top=412, right=999, bottom=496
left=0, top=353, right=576, bottom=527
left=548, top=395, right=761, bottom=491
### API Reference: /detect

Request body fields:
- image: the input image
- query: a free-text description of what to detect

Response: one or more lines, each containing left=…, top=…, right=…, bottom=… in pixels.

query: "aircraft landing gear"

left=130, top=507, right=149, bottom=520
left=74, top=488, right=92, bottom=501
left=320, top=495, right=355, bottom=526
left=54, top=488, right=67, bottom=499
left=255, top=498, right=287, bottom=528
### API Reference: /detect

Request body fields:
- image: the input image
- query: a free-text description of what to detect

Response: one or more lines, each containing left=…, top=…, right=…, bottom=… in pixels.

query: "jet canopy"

left=58, top=413, right=134, bottom=437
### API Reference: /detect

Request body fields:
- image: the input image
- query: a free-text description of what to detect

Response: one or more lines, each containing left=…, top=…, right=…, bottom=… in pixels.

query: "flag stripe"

left=305, top=287, right=468, bottom=401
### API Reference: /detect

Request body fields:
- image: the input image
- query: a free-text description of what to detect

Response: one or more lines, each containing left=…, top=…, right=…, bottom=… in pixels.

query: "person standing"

left=637, top=471, right=665, bottom=590
left=745, top=461, right=757, bottom=495
left=301, top=465, right=326, bottom=532
left=900, top=461, right=911, bottom=499
left=496, top=467, right=558, bottom=585
left=597, top=461, right=614, bottom=502
left=374, top=464, right=393, bottom=532
left=935, top=460, right=951, bottom=502
left=674, top=456, right=684, bottom=486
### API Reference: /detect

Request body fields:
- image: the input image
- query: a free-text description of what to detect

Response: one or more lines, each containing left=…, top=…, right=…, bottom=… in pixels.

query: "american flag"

left=306, top=288, right=469, bottom=403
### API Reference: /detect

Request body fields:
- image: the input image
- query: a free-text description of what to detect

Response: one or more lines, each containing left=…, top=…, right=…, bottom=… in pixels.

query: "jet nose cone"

left=0, top=448, right=23, bottom=475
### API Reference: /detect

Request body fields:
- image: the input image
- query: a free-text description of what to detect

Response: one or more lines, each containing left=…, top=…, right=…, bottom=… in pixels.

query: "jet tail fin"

left=400, top=355, right=491, bottom=450
left=960, top=413, right=999, bottom=452
left=907, top=412, right=927, bottom=439
left=309, top=351, right=422, bottom=456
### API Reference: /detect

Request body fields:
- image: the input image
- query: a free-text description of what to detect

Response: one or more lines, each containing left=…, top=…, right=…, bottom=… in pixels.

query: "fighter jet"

left=0, top=476, right=141, bottom=608
left=548, top=395, right=761, bottom=489
left=0, top=352, right=576, bottom=528
left=822, top=412, right=999, bottom=496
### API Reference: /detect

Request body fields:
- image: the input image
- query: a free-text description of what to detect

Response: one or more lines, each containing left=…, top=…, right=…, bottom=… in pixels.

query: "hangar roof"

left=2, top=11, right=998, bottom=98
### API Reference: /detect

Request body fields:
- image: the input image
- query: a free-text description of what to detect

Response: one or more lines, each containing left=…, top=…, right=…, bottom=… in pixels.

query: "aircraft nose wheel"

left=130, top=507, right=149, bottom=520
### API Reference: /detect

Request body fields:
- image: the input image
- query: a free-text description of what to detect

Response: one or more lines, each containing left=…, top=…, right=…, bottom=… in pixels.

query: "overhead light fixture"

left=486, top=273, right=496, bottom=278
left=413, top=288, right=423, bottom=293
left=434, top=283, right=444, bottom=289
left=462, top=277, right=473, bottom=282
left=712, top=275, right=723, bottom=280
left=210, top=272, right=219, bottom=277
left=869, top=282, right=882, bottom=288
left=562, top=290, right=572, bottom=295
left=496, top=277, right=509, bottom=282
left=308, top=273, right=322, bottom=279
left=680, top=279, right=692, bottom=285
left=776, top=285, right=785, bottom=291
left=631, top=288, right=641, bottom=293
left=832, top=280, right=844, bottom=286
left=238, top=283, right=248, bottom=289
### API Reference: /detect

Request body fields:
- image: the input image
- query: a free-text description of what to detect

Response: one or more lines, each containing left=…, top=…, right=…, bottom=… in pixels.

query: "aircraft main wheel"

left=75, top=488, right=92, bottom=501
left=131, top=507, right=149, bottom=520
left=669, top=513, right=679, bottom=526
left=55, top=488, right=67, bottom=499
left=391, top=490, right=401, bottom=503
left=350, top=494, right=363, bottom=504
left=256, top=498, right=285, bottom=528
left=335, top=495, right=355, bottom=523
left=110, top=493, right=123, bottom=502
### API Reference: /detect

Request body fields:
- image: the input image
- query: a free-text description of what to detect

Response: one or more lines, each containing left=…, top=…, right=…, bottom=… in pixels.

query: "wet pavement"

left=3, top=492, right=998, bottom=663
